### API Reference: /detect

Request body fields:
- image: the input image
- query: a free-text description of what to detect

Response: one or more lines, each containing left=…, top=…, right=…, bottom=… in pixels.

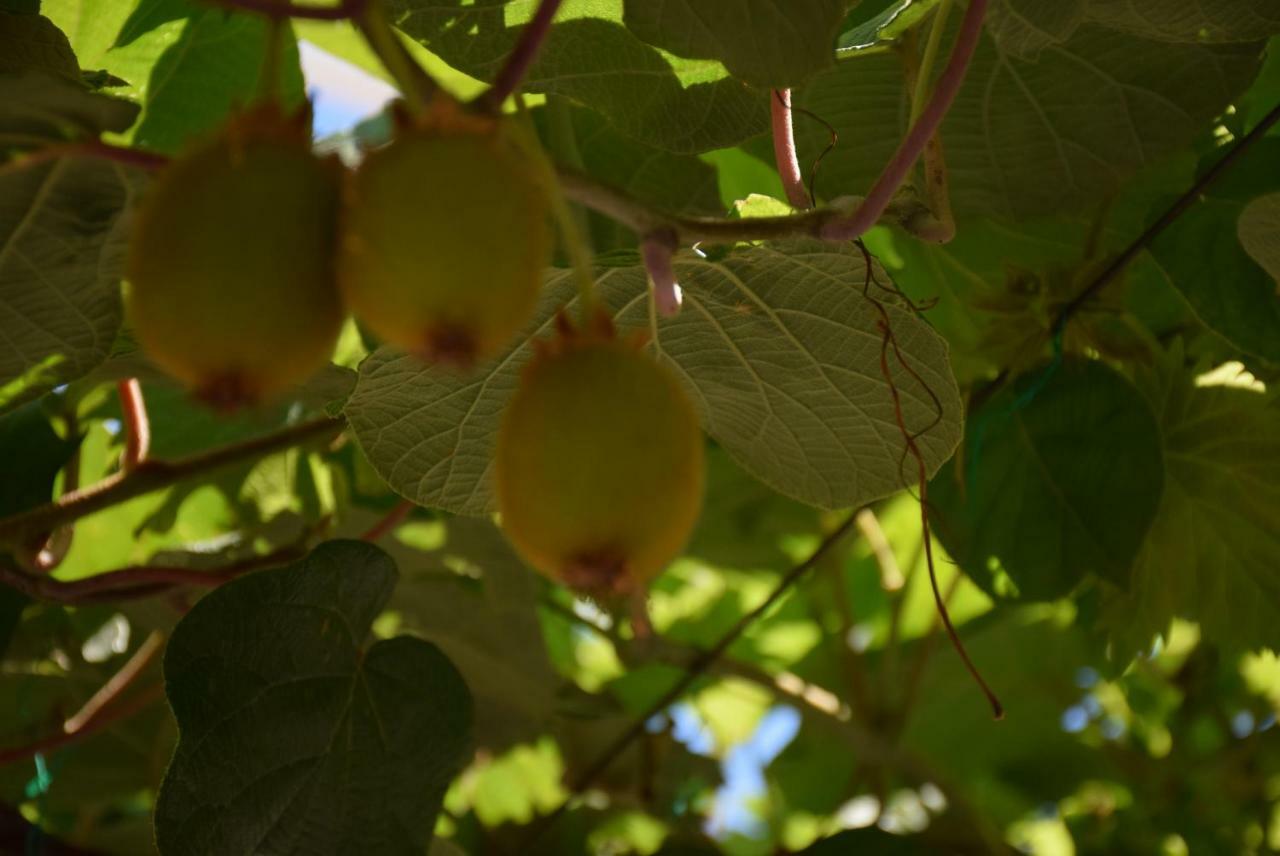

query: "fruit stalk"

left=641, top=229, right=682, bottom=318
left=770, top=89, right=810, bottom=209
left=117, top=379, right=150, bottom=472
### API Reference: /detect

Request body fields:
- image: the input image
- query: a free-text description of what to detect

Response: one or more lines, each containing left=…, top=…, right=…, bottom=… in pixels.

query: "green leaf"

left=794, top=25, right=1262, bottom=220
left=620, top=0, right=848, bottom=88
left=346, top=240, right=962, bottom=514
left=837, top=0, right=937, bottom=51
left=390, top=0, right=769, bottom=153
left=534, top=100, right=724, bottom=251
left=0, top=401, right=78, bottom=655
left=1086, top=0, right=1280, bottom=43
left=0, top=157, right=140, bottom=414
left=899, top=610, right=1110, bottom=824
left=379, top=517, right=559, bottom=750
left=985, top=0, right=1087, bottom=58
left=0, top=10, right=80, bottom=79
left=99, top=0, right=306, bottom=152
left=868, top=217, right=1089, bottom=382
left=1148, top=141, right=1280, bottom=368
left=931, top=359, right=1164, bottom=600
left=155, top=540, right=473, bottom=856
left=1106, top=358, right=1280, bottom=653
left=42, top=0, right=139, bottom=70
left=0, top=69, right=139, bottom=138
left=1238, top=191, right=1280, bottom=291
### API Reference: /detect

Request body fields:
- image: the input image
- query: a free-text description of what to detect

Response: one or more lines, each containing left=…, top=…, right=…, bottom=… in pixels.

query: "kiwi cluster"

left=126, top=98, right=704, bottom=595
left=126, top=99, right=550, bottom=408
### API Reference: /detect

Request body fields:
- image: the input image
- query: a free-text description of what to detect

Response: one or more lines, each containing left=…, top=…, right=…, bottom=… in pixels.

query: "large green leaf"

left=155, top=540, right=473, bottom=856
left=0, top=70, right=139, bottom=139
left=1086, top=0, right=1280, bottom=43
left=345, top=240, right=962, bottom=514
left=0, top=401, right=79, bottom=656
left=96, top=0, right=306, bottom=152
left=390, top=0, right=769, bottom=153
left=0, top=10, right=80, bottom=79
left=985, top=0, right=1087, bottom=57
left=931, top=359, right=1164, bottom=600
left=1239, top=191, right=1280, bottom=288
left=1148, top=141, right=1280, bottom=368
left=900, top=610, right=1110, bottom=824
left=1107, top=358, right=1280, bottom=654
left=534, top=100, right=724, bottom=251
left=621, top=0, right=848, bottom=88
left=377, top=517, right=559, bottom=750
left=0, top=157, right=140, bottom=413
left=793, top=24, right=1262, bottom=220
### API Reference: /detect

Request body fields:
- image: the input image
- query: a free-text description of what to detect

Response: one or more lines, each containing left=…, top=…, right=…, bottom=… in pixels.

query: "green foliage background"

left=2, top=0, right=1280, bottom=854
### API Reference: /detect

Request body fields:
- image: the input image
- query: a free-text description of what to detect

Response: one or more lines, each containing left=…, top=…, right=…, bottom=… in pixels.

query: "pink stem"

left=117, top=379, right=150, bottom=472
left=771, top=89, right=810, bottom=209
left=822, top=0, right=987, bottom=241
left=641, top=230, right=682, bottom=317
left=477, top=0, right=564, bottom=109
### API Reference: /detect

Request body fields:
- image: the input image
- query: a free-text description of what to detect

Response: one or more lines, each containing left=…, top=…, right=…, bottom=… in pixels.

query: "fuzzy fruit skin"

left=338, top=127, right=551, bottom=364
left=126, top=121, right=344, bottom=407
left=495, top=336, right=704, bottom=593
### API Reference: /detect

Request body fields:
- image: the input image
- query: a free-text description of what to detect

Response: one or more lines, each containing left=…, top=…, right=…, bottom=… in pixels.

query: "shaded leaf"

left=622, top=0, right=848, bottom=88
left=380, top=517, right=560, bottom=750
left=0, top=157, right=140, bottom=414
left=0, top=401, right=78, bottom=655
left=1238, top=191, right=1280, bottom=291
left=0, top=10, right=79, bottom=79
left=534, top=101, right=724, bottom=251
left=1107, top=357, right=1280, bottom=653
left=346, top=240, right=962, bottom=514
left=795, top=25, right=1262, bottom=220
left=1087, top=0, right=1280, bottom=43
left=1148, top=141, right=1280, bottom=368
left=155, top=540, right=473, bottom=856
left=0, top=69, right=138, bottom=138
left=931, top=359, right=1164, bottom=599
left=985, top=0, right=1086, bottom=57
left=391, top=0, right=768, bottom=153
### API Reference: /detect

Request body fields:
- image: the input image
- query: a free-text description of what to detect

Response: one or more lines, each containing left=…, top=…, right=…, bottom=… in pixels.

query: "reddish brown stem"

left=822, top=0, right=987, bottom=241
left=0, top=545, right=306, bottom=605
left=771, top=89, right=810, bottom=209
left=0, top=416, right=345, bottom=546
left=476, top=0, right=564, bottom=110
left=0, top=140, right=169, bottom=177
left=874, top=313, right=1003, bottom=719
left=117, top=379, right=150, bottom=473
left=64, top=631, right=165, bottom=733
left=359, top=500, right=414, bottom=542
